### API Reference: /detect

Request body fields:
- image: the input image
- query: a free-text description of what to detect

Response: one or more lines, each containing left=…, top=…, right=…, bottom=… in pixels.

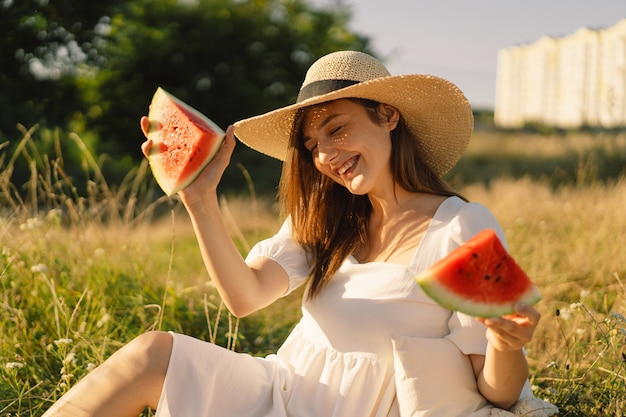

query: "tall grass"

left=1, top=126, right=625, bottom=416
left=464, top=178, right=626, bottom=416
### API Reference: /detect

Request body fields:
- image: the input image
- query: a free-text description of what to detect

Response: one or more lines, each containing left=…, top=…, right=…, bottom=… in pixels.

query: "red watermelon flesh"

left=415, top=229, right=541, bottom=318
left=146, top=87, right=225, bottom=196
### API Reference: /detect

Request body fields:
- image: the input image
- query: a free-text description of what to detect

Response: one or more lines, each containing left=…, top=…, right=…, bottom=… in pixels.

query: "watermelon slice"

left=146, top=87, right=225, bottom=196
left=415, top=229, right=541, bottom=318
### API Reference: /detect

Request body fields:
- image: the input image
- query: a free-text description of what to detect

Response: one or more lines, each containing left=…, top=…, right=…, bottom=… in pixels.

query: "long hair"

left=278, top=99, right=465, bottom=299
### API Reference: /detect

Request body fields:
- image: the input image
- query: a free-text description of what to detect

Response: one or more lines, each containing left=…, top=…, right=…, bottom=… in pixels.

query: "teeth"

left=337, top=157, right=356, bottom=175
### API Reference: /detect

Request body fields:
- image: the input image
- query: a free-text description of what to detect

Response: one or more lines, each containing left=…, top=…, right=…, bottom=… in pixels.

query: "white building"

left=494, top=19, right=626, bottom=129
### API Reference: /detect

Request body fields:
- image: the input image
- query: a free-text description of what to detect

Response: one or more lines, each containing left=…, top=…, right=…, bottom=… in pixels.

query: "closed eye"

left=330, top=125, right=343, bottom=136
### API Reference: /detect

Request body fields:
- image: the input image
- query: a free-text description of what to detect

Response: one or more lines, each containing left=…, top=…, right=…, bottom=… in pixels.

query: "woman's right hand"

left=139, top=117, right=237, bottom=203
left=178, top=124, right=236, bottom=205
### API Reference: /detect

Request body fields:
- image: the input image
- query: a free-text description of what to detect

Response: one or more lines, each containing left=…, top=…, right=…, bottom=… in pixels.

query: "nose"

left=316, top=139, right=338, bottom=165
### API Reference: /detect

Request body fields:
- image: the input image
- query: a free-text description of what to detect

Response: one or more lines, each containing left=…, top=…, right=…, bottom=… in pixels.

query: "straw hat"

left=233, top=50, right=473, bottom=176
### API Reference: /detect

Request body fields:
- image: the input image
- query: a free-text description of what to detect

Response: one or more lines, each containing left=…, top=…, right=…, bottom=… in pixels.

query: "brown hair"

left=278, top=99, right=465, bottom=299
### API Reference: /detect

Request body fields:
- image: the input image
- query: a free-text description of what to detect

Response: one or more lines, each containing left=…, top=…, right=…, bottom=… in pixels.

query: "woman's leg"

left=42, top=331, right=173, bottom=417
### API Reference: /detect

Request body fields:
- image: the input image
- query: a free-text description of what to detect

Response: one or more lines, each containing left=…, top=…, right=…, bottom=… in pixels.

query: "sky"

left=309, top=0, right=625, bottom=110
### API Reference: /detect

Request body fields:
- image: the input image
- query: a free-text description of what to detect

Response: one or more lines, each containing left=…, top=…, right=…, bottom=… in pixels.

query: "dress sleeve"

left=444, top=201, right=507, bottom=354
left=444, top=200, right=508, bottom=252
left=244, top=218, right=311, bottom=296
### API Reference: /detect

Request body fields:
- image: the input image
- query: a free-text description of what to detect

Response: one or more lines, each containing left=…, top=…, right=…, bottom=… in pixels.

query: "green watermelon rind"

left=147, top=87, right=225, bottom=196
left=417, top=276, right=541, bottom=318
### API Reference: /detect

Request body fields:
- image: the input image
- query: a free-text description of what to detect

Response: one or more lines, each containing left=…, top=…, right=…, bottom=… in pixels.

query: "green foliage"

left=84, top=0, right=373, bottom=194
left=2, top=0, right=374, bottom=196
left=0, top=0, right=127, bottom=140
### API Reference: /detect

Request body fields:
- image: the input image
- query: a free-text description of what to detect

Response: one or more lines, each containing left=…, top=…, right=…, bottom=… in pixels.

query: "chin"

left=344, top=184, right=369, bottom=196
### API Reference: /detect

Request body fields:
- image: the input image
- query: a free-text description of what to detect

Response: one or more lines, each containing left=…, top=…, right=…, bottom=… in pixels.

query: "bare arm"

left=470, top=303, right=541, bottom=409
left=141, top=120, right=289, bottom=317
left=182, top=190, right=289, bottom=317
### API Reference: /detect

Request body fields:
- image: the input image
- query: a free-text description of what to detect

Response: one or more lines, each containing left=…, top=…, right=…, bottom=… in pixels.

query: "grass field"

left=1, top=129, right=625, bottom=416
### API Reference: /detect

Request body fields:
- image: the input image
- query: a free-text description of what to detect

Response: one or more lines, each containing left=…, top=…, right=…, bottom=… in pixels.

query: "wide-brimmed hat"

left=233, top=50, right=473, bottom=176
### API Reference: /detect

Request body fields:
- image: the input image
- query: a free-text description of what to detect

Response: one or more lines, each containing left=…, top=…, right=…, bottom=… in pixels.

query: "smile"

left=336, top=156, right=358, bottom=175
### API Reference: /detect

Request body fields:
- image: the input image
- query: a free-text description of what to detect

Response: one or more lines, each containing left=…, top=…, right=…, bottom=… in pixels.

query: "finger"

left=141, top=139, right=153, bottom=158
left=485, top=322, right=533, bottom=350
left=483, top=316, right=534, bottom=339
left=140, top=116, right=150, bottom=137
left=489, top=319, right=536, bottom=348
left=514, top=303, right=542, bottom=326
left=225, top=124, right=236, bottom=142
left=220, top=125, right=237, bottom=156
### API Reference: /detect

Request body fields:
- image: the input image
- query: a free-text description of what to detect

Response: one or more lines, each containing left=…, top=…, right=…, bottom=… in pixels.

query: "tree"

left=0, top=0, right=127, bottom=139
left=1, top=0, right=375, bottom=195
left=79, top=0, right=373, bottom=193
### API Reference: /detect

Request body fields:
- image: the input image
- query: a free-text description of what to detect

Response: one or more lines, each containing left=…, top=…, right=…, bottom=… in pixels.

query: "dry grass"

left=1, top=127, right=625, bottom=416
left=462, top=177, right=626, bottom=415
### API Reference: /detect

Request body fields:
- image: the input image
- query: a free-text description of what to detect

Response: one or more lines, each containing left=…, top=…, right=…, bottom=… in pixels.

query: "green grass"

left=1, top=126, right=625, bottom=416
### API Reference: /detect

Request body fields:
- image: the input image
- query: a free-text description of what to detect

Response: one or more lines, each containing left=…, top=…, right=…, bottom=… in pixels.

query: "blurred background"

left=1, top=0, right=624, bottom=196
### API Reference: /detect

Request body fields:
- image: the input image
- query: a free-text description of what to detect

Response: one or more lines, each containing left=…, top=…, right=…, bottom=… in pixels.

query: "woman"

left=43, top=51, right=558, bottom=417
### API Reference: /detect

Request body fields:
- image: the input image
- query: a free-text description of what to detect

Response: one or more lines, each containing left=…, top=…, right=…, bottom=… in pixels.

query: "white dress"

left=154, top=197, right=558, bottom=417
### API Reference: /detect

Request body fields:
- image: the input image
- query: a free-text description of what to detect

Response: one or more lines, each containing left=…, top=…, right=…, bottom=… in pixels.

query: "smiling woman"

left=42, top=51, right=558, bottom=417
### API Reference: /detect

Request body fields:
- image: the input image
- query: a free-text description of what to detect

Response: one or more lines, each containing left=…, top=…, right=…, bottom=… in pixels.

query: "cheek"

left=330, top=132, right=350, bottom=147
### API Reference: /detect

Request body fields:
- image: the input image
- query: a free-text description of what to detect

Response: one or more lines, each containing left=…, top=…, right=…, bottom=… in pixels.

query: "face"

left=301, top=99, right=399, bottom=196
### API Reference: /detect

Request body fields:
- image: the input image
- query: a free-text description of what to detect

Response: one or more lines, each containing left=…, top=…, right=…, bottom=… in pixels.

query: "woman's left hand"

left=477, top=303, right=541, bottom=352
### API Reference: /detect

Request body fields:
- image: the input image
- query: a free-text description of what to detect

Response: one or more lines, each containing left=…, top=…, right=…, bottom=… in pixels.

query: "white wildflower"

left=94, top=248, right=105, bottom=257
left=54, top=338, right=73, bottom=347
left=63, top=352, right=76, bottom=365
left=86, top=363, right=97, bottom=371
left=30, top=264, right=49, bottom=274
left=5, top=362, right=24, bottom=369
left=570, top=302, right=584, bottom=311
left=558, top=307, right=572, bottom=320
left=579, top=290, right=590, bottom=299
